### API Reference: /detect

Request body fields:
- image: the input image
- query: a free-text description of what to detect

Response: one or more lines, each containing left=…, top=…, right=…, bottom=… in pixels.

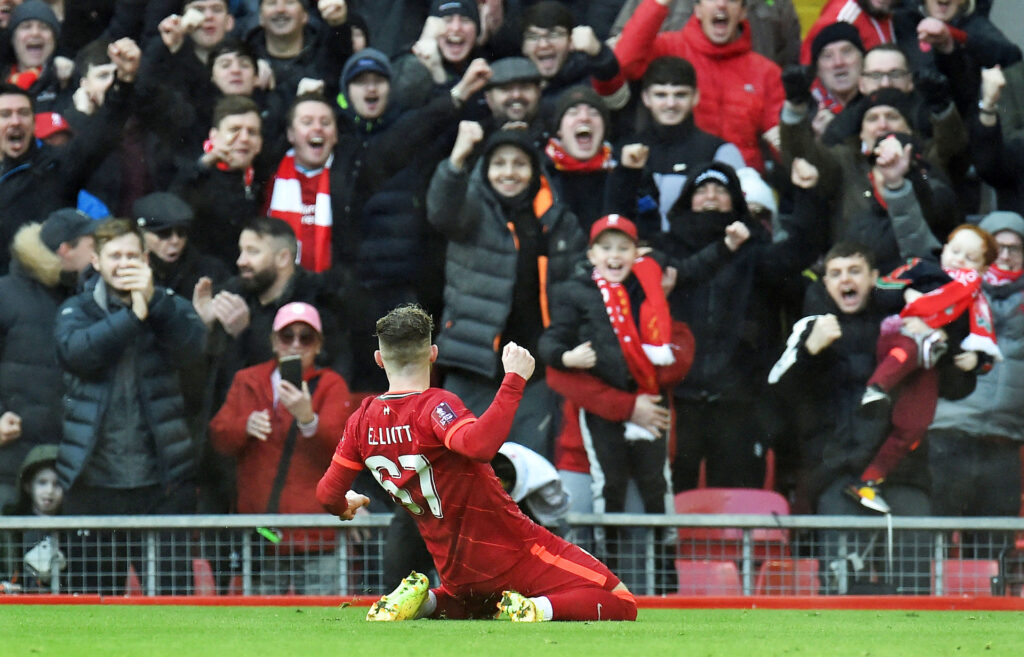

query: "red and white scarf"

left=545, top=138, right=615, bottom=173
left=592, top=256, right=674, bottom=394
left=900, top=266, right=1001, bottom=360
left=265, top=150, right=333, bottom=272
left=983, top=264, right=1023, bottom=287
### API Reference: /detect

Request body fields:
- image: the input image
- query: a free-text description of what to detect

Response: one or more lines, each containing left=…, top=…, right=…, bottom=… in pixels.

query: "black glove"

left=781, top=64, right=814, bottom=106
left=913, top=68, right=951, bottom=113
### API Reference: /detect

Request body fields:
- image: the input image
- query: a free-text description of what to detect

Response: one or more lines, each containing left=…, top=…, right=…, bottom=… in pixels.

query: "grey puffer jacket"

left=54, top=276, right=205, bottom=490
left=427, top=159, right=586, bottom=379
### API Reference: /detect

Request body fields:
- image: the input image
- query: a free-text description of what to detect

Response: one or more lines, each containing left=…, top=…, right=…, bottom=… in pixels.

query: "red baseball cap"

left=34, top=112, right=72, bottom=140
left=589, top=214, right=638, bottom=245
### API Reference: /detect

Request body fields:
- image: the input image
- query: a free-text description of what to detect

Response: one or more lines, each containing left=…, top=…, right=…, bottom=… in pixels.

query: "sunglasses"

left=152, top=226, right=189, bottom=240
left=276, top=327, right=318, bottom=346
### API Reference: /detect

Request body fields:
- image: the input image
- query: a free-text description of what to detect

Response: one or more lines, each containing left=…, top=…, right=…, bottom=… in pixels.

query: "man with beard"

left=193, top=215, right=360, bottom=381
left=483, top=57, right=545, bottom=141
left=801, top=0, right=897, bottom=66
left=663, top=160, right=822, bottom=490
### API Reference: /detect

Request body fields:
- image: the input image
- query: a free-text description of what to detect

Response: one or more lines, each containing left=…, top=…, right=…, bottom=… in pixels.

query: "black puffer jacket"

left=54, top=276, right=205, bottom=490
left=0, top=225, right=78, bottom=486
left=539, top=263, right=641, bottom=392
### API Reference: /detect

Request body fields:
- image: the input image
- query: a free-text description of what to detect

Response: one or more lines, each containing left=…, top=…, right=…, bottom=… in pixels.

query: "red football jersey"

left=336, top=388, right=539, bottom=588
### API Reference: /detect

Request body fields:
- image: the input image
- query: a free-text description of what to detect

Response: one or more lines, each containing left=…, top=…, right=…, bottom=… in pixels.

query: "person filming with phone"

left=210, top=301, right=353, bottom=594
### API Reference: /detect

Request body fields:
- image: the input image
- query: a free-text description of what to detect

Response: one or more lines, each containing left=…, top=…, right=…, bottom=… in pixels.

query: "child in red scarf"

left=850, top=224, right=1002, bottom=513
left=539, top=214, right=745, bottom=591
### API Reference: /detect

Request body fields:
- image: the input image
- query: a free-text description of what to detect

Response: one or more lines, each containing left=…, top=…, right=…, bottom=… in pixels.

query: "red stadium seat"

left=674, top=559, right=742, bottom=595
left=754, top=558, right=820, bottom=596
left=675, top=488, right=790, bottom=561
left=931, top=559, right=1000, bottom=596
left=192, top=558, right=217, bottom=596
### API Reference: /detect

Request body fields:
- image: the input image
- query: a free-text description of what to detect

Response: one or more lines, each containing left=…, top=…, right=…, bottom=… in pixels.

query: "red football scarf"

left=266, top=150, right=333, bottom=272
left=984, top=264, right=1023, bottom=287
left=592, top=257, right=673, bottom=393
left=7, top=65, right=40, bottom=90
left=811, top=79, right=846, bottom=115
left=899, top=266, right=1001, bottom=359
left=545, top=138, right=614, bottom=173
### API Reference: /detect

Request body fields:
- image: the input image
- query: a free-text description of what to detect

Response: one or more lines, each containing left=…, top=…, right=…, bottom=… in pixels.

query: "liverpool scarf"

left=592, top=256, right=674, bottom=394
left=266, top=150, right=333, bottom=272
left=7, top=65, right=40, bottom=90
left=545, top=138, right=614, bottom=172
left=898, top=265, right=1001, bottom=360
left=984, top=264, right=1023, bottom=287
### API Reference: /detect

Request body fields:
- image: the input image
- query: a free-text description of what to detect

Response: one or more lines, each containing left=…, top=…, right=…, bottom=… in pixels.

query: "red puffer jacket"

left=614, top=2, right=784, bottom=172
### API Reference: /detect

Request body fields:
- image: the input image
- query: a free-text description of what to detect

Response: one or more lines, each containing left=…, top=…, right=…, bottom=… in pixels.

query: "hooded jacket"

left=427, top=134, right=587, bottom=379
left=0, top=225, right=78, bottom=486
left=663, top=162, right=821, bottom=399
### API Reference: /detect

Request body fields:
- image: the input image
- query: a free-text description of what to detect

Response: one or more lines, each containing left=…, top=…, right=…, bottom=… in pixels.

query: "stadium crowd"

left=2, top=0, right=1024, bottom=596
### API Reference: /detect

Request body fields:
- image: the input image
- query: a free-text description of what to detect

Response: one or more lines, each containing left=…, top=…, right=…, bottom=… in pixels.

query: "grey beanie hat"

left=9, top=0, right=60, bottom=39
left=979, top=211, right=1024, bottom=239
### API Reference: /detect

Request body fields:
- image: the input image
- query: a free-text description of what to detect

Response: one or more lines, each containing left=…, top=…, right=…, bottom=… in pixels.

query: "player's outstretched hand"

left=338, top=491, right=370, bottom=520
left=502, top=341, right=535, bottom=382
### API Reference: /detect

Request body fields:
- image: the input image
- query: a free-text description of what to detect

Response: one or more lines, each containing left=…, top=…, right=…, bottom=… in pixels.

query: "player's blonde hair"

left=375, top=304, right=433, bottom=369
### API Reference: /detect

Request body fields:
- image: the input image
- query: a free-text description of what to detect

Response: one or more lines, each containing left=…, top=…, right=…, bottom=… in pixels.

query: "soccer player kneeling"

left=317, top=305, right=637, bottom=621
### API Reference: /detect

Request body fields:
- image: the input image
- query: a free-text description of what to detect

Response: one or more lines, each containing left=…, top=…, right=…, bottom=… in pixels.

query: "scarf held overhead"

left=266, top=150, right=333, bottom=272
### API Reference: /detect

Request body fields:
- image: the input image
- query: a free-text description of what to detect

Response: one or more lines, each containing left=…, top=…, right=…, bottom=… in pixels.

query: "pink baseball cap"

left=272, top=302, right=323, bottom=334
left=589, top=214, right=638, bottom=245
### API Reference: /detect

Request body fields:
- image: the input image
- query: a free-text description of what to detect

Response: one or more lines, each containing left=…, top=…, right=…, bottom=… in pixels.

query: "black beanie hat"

left=9, top=0, right=60, bottom=40
left=857, top=88, right=916, bottom=132
left=810, top=22, right=865, bottom=65
left=430, top=0, right=480, bottom=29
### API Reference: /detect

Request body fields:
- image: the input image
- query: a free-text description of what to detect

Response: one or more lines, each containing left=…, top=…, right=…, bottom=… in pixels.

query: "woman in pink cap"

left=209, top=301, right=353, bottom=594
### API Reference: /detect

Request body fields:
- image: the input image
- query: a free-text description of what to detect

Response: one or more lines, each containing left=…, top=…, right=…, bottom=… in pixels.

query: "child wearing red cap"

left=539, top=213, right=746, bottom=590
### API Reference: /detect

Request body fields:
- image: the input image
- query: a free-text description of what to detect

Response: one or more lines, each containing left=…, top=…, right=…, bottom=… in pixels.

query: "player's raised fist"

left=502, top=342, right=535, bottom=382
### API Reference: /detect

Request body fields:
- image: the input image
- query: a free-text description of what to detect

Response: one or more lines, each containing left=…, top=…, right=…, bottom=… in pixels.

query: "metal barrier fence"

left=2, top=513, right=1024, bottom=598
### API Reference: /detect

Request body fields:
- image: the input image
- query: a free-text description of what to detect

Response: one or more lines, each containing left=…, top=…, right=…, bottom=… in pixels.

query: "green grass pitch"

left=3, top=605, right=1024, bottom=656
